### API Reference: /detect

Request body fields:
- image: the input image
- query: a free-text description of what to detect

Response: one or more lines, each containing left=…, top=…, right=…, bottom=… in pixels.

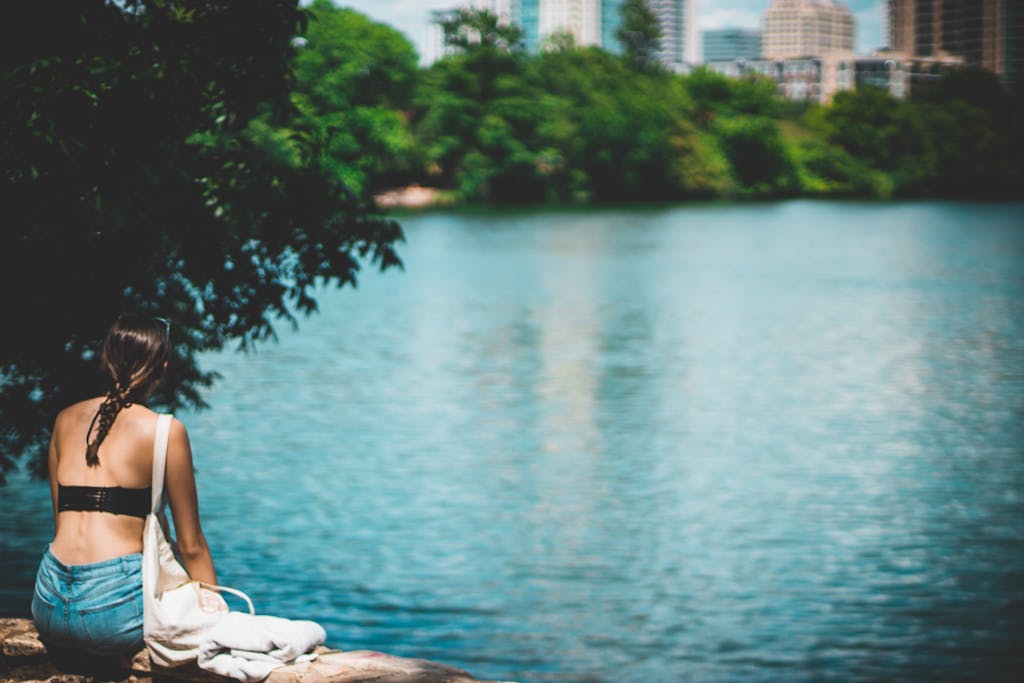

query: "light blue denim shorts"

left=31, top=546, right=144, bottom=656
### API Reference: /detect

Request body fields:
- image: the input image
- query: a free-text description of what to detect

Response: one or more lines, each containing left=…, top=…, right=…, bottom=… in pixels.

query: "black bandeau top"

left=57, top=484, right=151, bottom=519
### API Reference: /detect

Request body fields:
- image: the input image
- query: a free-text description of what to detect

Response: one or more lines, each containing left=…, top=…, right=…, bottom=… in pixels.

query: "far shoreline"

left=374, top=187, right=1024, bottom=216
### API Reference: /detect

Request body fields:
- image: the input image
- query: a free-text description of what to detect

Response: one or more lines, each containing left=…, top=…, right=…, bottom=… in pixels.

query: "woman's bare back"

left=49, top=399, right=159, bottom=565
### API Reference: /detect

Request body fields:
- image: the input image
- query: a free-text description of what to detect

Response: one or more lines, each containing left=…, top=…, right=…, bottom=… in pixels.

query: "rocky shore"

left=0, top=618, right=515, bottom=683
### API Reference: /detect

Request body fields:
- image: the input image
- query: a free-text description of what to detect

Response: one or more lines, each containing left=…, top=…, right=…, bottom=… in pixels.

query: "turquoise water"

left=3, top=201, right=1023, bottom=682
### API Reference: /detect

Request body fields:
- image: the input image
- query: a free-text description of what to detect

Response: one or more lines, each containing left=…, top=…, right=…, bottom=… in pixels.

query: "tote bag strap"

left=201, top=582, right=256, bottom=616
left=150, top=413, right=174, bottom=514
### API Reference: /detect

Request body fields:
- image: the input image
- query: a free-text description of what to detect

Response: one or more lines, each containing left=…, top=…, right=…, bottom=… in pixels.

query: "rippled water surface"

left=3, top=201, right=1024, bottom=682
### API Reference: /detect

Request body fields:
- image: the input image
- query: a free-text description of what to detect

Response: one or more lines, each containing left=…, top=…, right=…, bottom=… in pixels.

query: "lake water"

left=2, top=201, right=1023, bottom=682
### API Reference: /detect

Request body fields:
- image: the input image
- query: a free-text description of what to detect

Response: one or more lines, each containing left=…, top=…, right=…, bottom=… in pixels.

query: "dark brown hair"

left=85, top=316, right=170, bottom=466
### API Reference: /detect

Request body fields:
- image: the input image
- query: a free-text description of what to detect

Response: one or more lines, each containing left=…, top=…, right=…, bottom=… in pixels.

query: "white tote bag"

left=142, top=414, right=254, bottom=667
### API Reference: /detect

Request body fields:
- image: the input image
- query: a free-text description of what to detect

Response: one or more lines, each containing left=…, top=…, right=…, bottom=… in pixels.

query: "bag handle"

left=201, top=582, right=256, bottom=616
left=150, top=413, right=174, bottom=514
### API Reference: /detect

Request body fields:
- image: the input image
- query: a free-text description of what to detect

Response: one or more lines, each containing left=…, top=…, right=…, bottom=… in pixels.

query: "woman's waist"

left=42, top=544, right=142, bottom=576
left=49, top=521, right=144, bottom=571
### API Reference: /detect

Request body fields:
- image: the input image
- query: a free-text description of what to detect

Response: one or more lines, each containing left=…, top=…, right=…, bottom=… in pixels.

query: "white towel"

left=197, top=612, right=326, bottom=682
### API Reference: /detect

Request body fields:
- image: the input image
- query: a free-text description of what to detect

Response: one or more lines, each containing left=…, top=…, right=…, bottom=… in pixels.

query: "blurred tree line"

left=299, top=2, right=1023, bottom=204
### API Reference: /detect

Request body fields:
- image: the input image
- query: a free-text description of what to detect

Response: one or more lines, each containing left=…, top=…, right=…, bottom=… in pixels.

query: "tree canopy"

left=410, top=22, right=1022, bottom=205
left=433, top=8, right=525, bottom=54
left=616, top=0, right=663, bottom=71
left=291, top=0, right=421, bottom=196
left=0, top=0, right=403, bottom=481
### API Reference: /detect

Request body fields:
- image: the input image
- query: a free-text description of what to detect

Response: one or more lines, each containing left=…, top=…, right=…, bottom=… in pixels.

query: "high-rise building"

left=647, top=1, right=702, bottom=66
left=889, top=0, right=990, bottom=62
left=887, top=0, right=914, bottom=54
left=703, top=28, right=762, bottom=62
left=512, top=1, right=703, bottom=69
left=468, top=0, right=614, bottom=53
left=601, top=1, right=701, bottom=67
left=887, top=0, right=1024, bottom=92
left=602, top=0, right=622, bottom=53
left=513, top=0, right=602, bottom=49
left=1008, top=0, right=1024, bottom=93
left=541, top=0, right=603, bottom=47
left=514, top=1, right=543, bottom=51
left=762, top=0, right=855, bottom=59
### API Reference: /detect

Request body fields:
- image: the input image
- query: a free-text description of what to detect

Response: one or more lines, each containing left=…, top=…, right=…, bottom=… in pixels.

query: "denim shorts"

left=31, top=546, right=144, bottom=656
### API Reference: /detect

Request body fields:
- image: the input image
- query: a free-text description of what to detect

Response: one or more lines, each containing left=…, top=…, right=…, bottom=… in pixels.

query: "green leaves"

left=1, top=0, right=403, bottom=481
left=713, top=116, right=796, bottom=195
left=822, top=77, right=1023, bottom=198
left=292, top=2, right=420, bottom=197
left=433, top=8, right=525, bottom=54
left=296, top=1, right=418, bottom=112
left=616, top=0, right=663, bottom=72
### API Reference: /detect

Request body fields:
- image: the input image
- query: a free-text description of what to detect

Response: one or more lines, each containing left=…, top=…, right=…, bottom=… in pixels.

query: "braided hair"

left=85, top=316, right=169, bottom=466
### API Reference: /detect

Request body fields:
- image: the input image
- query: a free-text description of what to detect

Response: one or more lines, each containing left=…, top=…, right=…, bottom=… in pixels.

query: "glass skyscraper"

left=704, top=28, right=762, bottom=62
left=603, top=0, right=623, bottom=53
left=512, top=0, right=543, bottom=52
left=511, top=0, right=701, bottom=67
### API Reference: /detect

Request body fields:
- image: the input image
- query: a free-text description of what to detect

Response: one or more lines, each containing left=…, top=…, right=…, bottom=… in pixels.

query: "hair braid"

left=84, top=382, right=135, bottom=467
left=85, top=314, right=170, bottom=465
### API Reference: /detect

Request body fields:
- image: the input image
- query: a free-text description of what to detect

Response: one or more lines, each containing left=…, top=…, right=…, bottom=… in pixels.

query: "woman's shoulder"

left=54, top=397, right=104, bottom=430
left=118, top=405, right=177, bottom=437
left=55, top=399, right=174, bottom=436
left=136, top=409, right=188, bottom=440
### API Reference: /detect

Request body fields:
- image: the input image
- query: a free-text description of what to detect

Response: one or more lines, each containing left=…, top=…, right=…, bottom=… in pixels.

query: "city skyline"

left=327, top=0, right=884, bottom=62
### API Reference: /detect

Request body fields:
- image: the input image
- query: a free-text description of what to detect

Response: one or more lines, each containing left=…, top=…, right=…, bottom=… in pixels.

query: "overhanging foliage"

left=0, top=1, right=403, bottom=481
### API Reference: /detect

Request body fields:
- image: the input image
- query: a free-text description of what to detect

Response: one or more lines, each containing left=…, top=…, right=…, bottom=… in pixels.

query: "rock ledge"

left=1, top=618, right=515, bottom=683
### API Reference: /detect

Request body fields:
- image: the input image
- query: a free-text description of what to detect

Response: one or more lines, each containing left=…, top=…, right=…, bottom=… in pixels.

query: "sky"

left=326, top=1, right=886, bottom=62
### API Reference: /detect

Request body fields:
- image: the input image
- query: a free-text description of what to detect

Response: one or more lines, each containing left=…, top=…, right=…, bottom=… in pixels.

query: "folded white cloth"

left=197, top=612, right=326, bottom=682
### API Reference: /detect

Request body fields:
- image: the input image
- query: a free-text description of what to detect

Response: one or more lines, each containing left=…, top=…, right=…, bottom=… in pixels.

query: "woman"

left=31, top=315, right=217, bottom=656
